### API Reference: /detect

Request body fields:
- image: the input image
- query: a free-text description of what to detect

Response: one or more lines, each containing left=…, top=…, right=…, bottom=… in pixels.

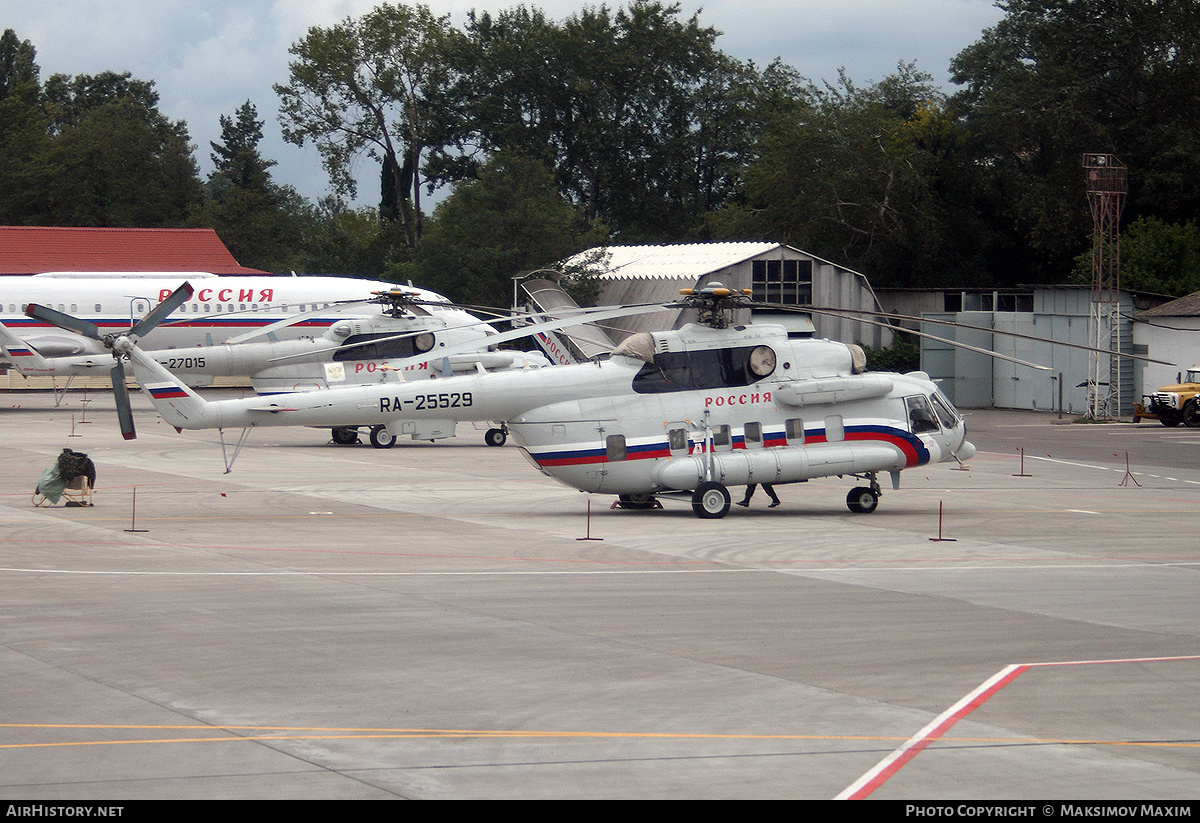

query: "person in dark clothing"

left=737, top=483, right=779, bottom=508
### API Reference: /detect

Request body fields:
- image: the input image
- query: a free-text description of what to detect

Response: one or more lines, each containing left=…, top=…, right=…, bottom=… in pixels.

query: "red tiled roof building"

left=0, top=227, right=268, bottom=275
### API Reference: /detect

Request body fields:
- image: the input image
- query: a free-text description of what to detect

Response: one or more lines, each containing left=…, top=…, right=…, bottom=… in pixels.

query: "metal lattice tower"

left=1084, top=153, right=1127, bottom=418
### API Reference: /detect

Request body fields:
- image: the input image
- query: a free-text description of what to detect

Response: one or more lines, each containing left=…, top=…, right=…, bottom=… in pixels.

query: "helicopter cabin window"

left=906, top=395, right=939, bottom=433
left=668, top=428, right=689, bottom=455
left=744, top=421, right=763, bottom=448
left=825, top=415, right=844, bottom=442
left=712, top=424, right=732, bottom=450
left=752, top=259, right=812, bottom=305
left=631, top=345, right=776, bottom=394
left=785, top=418, right=804, bottom=445
left=606, top=434, right=627, bottom=462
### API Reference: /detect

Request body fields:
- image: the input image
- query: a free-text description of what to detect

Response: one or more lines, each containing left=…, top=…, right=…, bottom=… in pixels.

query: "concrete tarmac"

left=2, top=390, right=1199, bottom=799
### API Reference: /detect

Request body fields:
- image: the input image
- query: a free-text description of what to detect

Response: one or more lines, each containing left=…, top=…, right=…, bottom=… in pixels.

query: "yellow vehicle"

left=1144, top=368, right=1200, bottom=427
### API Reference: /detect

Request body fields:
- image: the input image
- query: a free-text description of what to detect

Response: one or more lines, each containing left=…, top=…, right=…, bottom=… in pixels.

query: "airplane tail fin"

left=126, top=346, right=216, bottom=429
left=0, top=321, right=55, bottom=375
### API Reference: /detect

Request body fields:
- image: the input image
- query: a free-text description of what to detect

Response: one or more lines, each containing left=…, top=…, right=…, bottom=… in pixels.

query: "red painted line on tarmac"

left=837, top=654, right=1200, bottom=799
left=837, top=664, right=1029, bottom=800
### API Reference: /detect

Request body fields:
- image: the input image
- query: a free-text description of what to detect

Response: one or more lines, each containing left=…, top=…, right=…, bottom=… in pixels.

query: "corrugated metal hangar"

left=566, top=241, right=893, bottom=349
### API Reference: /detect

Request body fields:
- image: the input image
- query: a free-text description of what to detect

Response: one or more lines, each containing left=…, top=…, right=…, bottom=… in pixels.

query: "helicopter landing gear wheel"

left=331, top=427, right=360, bottom=446
left=692, top=481, right=731, bottom=519
left=484, top=427, right=508, bottom=447
left=369, top=425, right=396, bottom=449
left=846, top=486, right=879, bottom=514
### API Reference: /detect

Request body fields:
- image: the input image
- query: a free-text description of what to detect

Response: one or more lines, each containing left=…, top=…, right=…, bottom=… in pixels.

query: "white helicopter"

left=35, top=282, right=978, bottom=517
left=11, top=286, right=549, bottom=448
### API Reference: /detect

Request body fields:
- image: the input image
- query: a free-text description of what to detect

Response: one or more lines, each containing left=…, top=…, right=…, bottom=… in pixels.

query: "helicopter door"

left=130, top=298, right=151, bottom=325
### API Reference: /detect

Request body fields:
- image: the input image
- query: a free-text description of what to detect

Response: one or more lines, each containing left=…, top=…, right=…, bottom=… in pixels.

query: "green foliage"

left=405, top=151, right=609, bottom=308
left=1073, top=216, right=1200, bottom=296
left=950, top=0, right=1200, bottom=280
left=864, top=336, right=921, bottom=373
left=729, top=64, right=983, bottom=287
left=275, top=3, right=461, bottom=248
left=0, top=30, right=53, bottom=224
left=39, top=71, right=202, bottom=226
left=444, top=1, right=761, bottom=241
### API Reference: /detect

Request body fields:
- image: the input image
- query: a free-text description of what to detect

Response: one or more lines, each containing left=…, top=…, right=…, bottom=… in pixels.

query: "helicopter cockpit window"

left=929, top=392, right=959, bottom=429
left=906, top=395, right=940, bottom=433
left=334, top=332, right=434, bottom=361
left=632, top=345, right=776, bottom=394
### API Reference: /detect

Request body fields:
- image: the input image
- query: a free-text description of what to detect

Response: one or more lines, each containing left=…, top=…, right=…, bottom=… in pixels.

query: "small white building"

left=1134, top=292, right=1200, bottom=391
left=566, top=241, right=892, bottom=348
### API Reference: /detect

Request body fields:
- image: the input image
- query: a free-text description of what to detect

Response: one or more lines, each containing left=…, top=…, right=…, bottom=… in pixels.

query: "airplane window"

left=632, top=345, right=775, bottom=394
left=785, top=418, right=804, bottom=444
left=825, top=415, right=845, bottom=442
left=94, top=304, right=101, bottom=313
left=906, top=395, right=939, bottom=433
left=606, top=434, right=627, bottom=462
left=70, top=304, right=77, bottom=313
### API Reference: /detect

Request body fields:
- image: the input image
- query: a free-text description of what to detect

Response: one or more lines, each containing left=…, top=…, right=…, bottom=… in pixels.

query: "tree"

left=198, top=100, right=314, bottom=272
left=950, top=0, right=1200, bottom=281
left=405, top=151, right=609, bottom=308
left=730, top=64, right=980, bottom=287
left=275, top=3, right=460, bottom=249
left=40, top=71, right=202, bottom=226
left=447, top=1, right=762, bottom=241
left=210, top=100, right=276, bottom=194
left=0, top=30, right=53, bottom=224
left=1072, top=215, right=1200, bottom=296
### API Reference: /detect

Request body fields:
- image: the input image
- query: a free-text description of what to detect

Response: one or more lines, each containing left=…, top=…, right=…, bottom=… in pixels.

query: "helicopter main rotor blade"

left=776, top=303, right=1176, bottom=367
left=25, top=303, right=103, bottom=340
left=129, top=282, right=194, bottom=339
left=110, top=361, right=136, bottom=440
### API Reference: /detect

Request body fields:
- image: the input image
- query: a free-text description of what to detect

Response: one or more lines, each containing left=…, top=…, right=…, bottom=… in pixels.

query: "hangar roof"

left=573, top=242, right=783, bottom=280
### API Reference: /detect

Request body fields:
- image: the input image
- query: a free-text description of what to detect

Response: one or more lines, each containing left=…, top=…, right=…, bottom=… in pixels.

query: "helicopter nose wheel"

left=484, top=426, right=508, bottom=447
left=692, top=481, right=731, bottom=519
left=369, top=425, right=396, bottom=449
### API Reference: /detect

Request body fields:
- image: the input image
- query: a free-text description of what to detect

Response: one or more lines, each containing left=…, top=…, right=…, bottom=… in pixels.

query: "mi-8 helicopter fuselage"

left=131, top=318, right=973, bottom=518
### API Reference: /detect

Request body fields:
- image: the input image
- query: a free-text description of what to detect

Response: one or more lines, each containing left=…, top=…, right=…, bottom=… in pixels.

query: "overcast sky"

left=6, top=0, right=1006, bottom=207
